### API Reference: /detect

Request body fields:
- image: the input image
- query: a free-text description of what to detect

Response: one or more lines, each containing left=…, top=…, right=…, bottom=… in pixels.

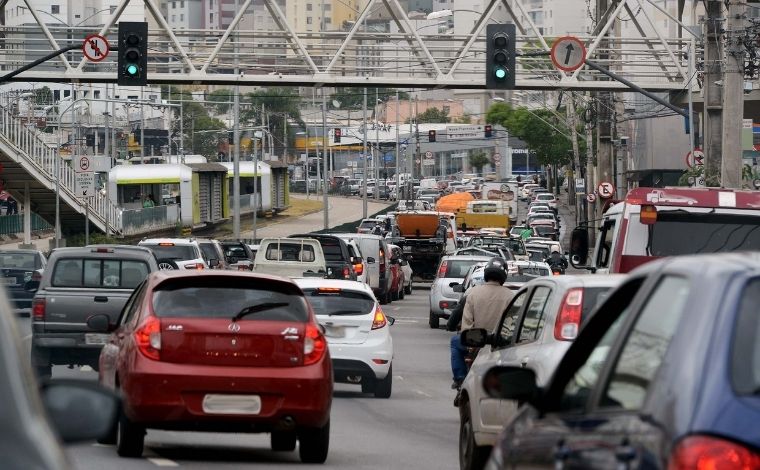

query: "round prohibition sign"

left=82, top=34, right=110, bottom=62
left=550, top=36, right=587, bottom=72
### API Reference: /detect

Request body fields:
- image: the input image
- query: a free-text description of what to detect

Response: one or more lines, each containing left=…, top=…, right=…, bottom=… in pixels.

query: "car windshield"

left=223, top=245, right=249, bottom=261
left=503, top=239, right=526, bottom=255
left=582, top=287, right=614, bottom=319
left=152, top=277, right=307, bottom=321
left=145, top=244, right=197, bottom=260
left=529, top=214, right=555, bottom=220
left=302, top=288, right=375, bottom=315
left=0, top=252, right=39, bottom=270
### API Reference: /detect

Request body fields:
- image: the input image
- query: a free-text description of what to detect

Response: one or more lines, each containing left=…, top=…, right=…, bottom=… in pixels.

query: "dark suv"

left=289, top=233, right=356, bottom=280
left=30, top=245, right=159, bottom=378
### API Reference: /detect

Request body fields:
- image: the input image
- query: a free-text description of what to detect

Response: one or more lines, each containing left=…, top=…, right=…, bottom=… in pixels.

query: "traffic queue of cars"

left=8, top=227, right=416, bottom=464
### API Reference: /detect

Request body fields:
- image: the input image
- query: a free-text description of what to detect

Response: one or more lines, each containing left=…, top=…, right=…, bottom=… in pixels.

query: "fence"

left=0, top=212, right=53, bottom=236
left=120, top=205, right=180, bottom=236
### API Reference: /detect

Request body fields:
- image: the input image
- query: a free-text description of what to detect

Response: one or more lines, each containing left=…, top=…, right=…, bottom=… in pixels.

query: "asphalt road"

left=14, top=286, right=460, bottom=470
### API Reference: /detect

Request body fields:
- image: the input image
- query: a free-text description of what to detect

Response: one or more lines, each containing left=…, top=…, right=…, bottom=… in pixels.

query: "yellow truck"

left=455, top=200, right=511, bottom=232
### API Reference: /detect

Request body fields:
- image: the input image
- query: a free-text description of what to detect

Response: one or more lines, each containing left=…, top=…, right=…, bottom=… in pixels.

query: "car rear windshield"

left=504, top=239, right=526, bottom=255
left=317, top=239, right=345, bottom=262
left=198, top=243, right=219, bottom=261
left=265, top=242, right=316, bottom=262
left=645, top=213, right=760, bottom=255
left=302, top=288, right=375, bottom=316
left=732, top=277, right=760, bottom=395
left=359, top=220, right=376, bottom=229
left=535, top=226, right=556, bottom=237
left=223, top=244, right=249, bottom=261
left=52, top=258, right=149, bottom=288
left=447, top=259, right=486, bottom=278
left=0, top=252, right=40, bottom=270
left=144, top=244, right=197, bottom=261
left=152, top=276, right=308, bottom=321
left=582, top=287, right=613, bottom=319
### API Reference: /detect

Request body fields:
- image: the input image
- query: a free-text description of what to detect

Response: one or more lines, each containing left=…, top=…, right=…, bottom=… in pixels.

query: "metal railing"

left=0, top=106, right=120, bottom=233
left=0, top=212, right=53, bottom=236
left=238, top=194, right=261, bottom=212
left=120, top=205, right=180, bottom=236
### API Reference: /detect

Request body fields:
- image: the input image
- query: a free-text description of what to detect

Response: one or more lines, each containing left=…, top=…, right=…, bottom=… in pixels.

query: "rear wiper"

left=232, top=302, right=289, bottom=321
left=327, top=310, right=365, bottom=316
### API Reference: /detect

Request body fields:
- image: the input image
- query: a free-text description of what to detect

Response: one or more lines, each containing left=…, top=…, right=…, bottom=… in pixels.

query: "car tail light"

left=184, top=263, right=205, bottom=270
left=380, top=249, right=386, bottom=272
left=353, top=262, right=364, bottom=276
left=554, top=288, right=583, bottom=341
left=135, top=316, right=161, bottom=361
left=669, top=435, right=760, bottom=470
left=438, top=260, right=449, bottom=278
left=32, top=298, right=45, bottom=321
left=343, top=265, right=351, bottom=279
left=303, top=323, right=327, bottom=365
left=372, top=306, right=387, bottom=330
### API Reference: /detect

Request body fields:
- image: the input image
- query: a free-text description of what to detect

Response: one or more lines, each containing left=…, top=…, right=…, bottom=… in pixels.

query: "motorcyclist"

left=449, top=258, right=514, bottom=389
left=546, top=246, right=568, bottom=272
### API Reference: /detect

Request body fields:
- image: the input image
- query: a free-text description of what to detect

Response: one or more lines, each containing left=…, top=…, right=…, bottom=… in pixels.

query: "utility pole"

left=704, top=0, right=723, bottom=185
left=322, top=91, right=329, bottom=230
left=375, top=88, right=380, bottom=200
left=585, top=91, right=595, bottom=236
left=232, top=0, right=241, bottom=238
left=362, top=88, right=368, bottom=218
left=595, top=0, right=614, bottom=218
left=721, top=0, right=746, bottom=188
left=566, top=94, right=580, bottom=212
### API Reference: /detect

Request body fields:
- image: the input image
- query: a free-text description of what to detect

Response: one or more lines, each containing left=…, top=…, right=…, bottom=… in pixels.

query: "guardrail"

left=120, top=205, right=179, bottom=236
left=0, top=212, right=53, bottom=236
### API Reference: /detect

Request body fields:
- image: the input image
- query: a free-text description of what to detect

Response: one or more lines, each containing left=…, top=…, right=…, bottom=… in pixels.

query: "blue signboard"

left=384, top=153, right=394, bottom=162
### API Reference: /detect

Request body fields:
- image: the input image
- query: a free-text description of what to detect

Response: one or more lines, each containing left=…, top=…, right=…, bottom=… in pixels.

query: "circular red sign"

left=82, top=34, right=110, bottom=62
left=550, top=36, right=587, bottom=73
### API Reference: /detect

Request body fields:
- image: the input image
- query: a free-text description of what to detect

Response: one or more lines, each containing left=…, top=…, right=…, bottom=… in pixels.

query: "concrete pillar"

left=23, top=181, right=31, bottom=245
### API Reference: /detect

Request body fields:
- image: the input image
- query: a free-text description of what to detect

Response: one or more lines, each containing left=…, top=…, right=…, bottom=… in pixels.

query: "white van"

left=334, top=233, right=393, bottom=304
left=252, top=238, right=326, bottom=278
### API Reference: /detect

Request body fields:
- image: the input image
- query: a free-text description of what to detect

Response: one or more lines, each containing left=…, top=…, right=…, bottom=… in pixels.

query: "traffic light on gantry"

left=428, top=130, right=436, bottom=142
left=484, top=125, right=492, bottom=138
left=118, top=22, right=148, bottom=86
left=334, top=128, right=342, bottom=143
left=486, top=24, right=516, bottom=90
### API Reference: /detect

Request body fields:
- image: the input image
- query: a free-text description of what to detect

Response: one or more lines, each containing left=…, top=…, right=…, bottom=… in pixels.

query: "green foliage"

left=207, top=89, right=233, bottom=114
left=241, top=88, right=303, bottom=158
left=329, top=88, right=409, bottom=110
left=409, top=107, right=450, bottom=124
left=468, top=152, right=490, bottom=173
left=33, top=86, right=53, bottom=105
left=452, top=113, right=472, bottom=124
left=181, top=100, right=227, bottom=158
left=486, top=102, right=573, bottom=166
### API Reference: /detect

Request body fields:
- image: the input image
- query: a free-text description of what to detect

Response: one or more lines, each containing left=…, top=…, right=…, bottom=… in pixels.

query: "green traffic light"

left=494, top=67, right=507, bottom=80
left=126, top=64, right=139, bottom=76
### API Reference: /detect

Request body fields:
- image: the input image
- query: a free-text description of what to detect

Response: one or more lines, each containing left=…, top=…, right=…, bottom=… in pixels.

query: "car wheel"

left=156, top=258, right=179, bottom=270
left=31, top=348, right=51, bottom=379
left=429, top=311, right=439, bottom=329
left=374, top=365, right=392, bottom=399
left=361, top=376, right=375, bottom=394
left=271, top=431, right=297, bottom=452
left=405, top=281, right=413, bottom=295
left=98, top=416, right=118, bottom=445
left=459, top=400, right=491, bottom=470
left=392, top=287, right=399, bottom=301
left=298, top=420, right=330, bottom=464
left=116, top=411, right=145, bottom=457
left=399, top=286, right=405, bottom=300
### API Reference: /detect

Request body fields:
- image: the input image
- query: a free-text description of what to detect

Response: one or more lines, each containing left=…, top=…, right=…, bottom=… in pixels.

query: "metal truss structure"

left=0, top=0, right=696, bottom=91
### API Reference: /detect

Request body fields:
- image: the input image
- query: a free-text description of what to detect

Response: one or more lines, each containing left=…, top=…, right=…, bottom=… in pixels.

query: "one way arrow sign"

left=550, top=36, right=586, bottom=72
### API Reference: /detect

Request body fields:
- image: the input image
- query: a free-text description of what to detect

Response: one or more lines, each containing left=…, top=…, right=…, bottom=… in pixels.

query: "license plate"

left=84, top=333, right=110, bottom=345
left=324, top=325, right=345, bottom=338
left=202, top=394, right=261, bottom=415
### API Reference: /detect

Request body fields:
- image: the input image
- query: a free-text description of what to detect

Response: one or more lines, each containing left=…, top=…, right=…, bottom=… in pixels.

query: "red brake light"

left=554, top=288, right=583, bottom=341
left=92, top=248, right=114, bottom=253
left=438, top=260, right=449, bottom=277
left=304, top=323, right=327, bottom=365
left=317, top=287, right=341, bottom=293
left=353, top=262, right=364, bottom=276
left=135, top=316, right=161, bottom=361
left=343, top=266, right=351, bottom=279
left=32, top=298, right=46, bottom=320
left=669, top=435, right=760, bottom=470
left=372, top=306, right=387, bottom=330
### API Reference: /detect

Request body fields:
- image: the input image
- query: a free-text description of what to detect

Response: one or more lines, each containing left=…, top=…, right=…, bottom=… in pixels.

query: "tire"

left=405, top=281, right=412, bottom=295
left=31, top=347, right=51, bottom=380
left=271, top=431, right=297, bottom=452
left=98, top=417, right=118, bottom=445
left=374, top=365, right=392, bottom=399
left=399, top=286, right=405, bottom=300
left=429, top=311, right=439, bottom=329
left=116, top=411, right=145, bottom=458
left=361, top=377, right=375, bottom=394
left=459, top=401, right=490, bottom=470
left=392, top=287, right=399, bottom=301
left=156, top=258, right=179, bottom=271
left=298, top=420, right=330, bottom=464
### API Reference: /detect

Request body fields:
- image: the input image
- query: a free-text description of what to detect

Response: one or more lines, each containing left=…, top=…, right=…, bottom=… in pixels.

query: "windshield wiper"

left=327, top=310, right=365, bottom=316
left=232, top=302, right=289, bottom=321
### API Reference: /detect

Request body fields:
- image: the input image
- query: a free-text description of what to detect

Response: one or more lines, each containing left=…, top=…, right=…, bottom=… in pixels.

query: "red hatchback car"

left=89, top=271, right=333, bottom=463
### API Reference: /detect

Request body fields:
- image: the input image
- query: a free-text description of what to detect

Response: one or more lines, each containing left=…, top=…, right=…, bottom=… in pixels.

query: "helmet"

left=483, top=257, right=508, bottom=284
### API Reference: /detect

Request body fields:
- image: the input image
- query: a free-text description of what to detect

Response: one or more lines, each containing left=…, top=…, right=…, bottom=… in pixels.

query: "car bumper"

left=120, top=357, right=332, bottom=430
left=328, top=334, right=392, bottom=382
left=430, top=292, right=459, bottom=316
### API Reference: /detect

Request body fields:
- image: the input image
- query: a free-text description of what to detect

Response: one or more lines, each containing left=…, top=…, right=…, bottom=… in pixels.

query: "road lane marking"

left=414, top=389, right=432, bottom=398
left=395, top=375, right=404, bottom=380
left=148, top=457, right=179, bottom=467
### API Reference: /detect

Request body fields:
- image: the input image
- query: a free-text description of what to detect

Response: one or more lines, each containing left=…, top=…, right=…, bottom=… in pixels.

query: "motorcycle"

left=454, top=346, right=480, bottom=407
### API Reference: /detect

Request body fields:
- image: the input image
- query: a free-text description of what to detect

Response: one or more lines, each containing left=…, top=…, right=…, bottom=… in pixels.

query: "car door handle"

left=94, top=296, right=109, bottom=303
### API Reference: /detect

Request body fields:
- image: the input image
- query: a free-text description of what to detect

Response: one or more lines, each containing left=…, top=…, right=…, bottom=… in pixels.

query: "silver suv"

left=456, top=274, right=626, bottom=470
left=30, top=245, right=159, bottom=378
left=138, top=238, right=208, bottom=270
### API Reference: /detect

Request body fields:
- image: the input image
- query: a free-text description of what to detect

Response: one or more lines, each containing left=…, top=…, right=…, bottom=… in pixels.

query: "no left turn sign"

left=598, top=181, right=615, bottom=199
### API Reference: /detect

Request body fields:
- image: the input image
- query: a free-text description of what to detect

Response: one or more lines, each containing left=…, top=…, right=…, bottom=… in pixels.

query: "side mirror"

left=366, top=257, right=376, bottom=264
left=461, top=328, right=489, bottom=348
left=25, top=269, right=42, bottom=292
left=570, top=227, right=589, bottom=265
left=86, top=314, right=112, bottom=332
left=386, top=315, right=396, bottom=325
left=482, top=366, right=541, bottom=405
left=40, top=380, right=120, bottom=443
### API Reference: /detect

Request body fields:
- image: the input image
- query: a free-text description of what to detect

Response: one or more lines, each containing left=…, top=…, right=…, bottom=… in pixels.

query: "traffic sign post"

left=75, top=156, right=95, bottom=198
left=597, top=181, right=615, bottom=199
left=586, top=193, right=597, bottom=203
left=550, top=36, right=587, bottom=72
left=685, top=148, right=705, bottom=168
left=82, top=34, right=110, bottom=62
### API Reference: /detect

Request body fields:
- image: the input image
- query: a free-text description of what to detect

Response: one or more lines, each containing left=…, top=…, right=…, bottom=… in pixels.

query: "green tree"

left=329, top=87, right=410, bottom=109
left=410, top=107, right=450, bottom=124
left=181, top=100, right=227, bottom=158
left=242, top=87, right=303, bottom=158
left=33, top=86, right=53, bottom=105
left=207, top=89, right=233, bottom=114
left=468, top=152, right=491, bottom=174
left=452, top=113, right=472, bottom=124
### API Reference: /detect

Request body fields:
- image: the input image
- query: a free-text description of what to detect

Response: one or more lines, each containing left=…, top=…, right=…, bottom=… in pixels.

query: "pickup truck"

left=30, top=245, right=159, bottom=378
left=252, top=238, right=327, bottom=278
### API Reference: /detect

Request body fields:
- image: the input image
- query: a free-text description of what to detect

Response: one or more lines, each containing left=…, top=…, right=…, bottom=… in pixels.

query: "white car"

left=534, top=192, right=558, bottom=210
left=138, top=238, right=208, bottom=270
left=520, top=183, right=539, bottom=200
left=295, top=279, right=394, bottom=398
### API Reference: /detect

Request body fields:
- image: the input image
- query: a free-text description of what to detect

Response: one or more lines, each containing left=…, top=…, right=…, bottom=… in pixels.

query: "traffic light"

left=118, top=22, right=148, bottom=86
left=428, top=130, right=436, bottom=142
left=334, top=128, right=342, bottom=143
left=484, top=125, right=492, bottom=138
left=486, top=24, right=516, bottom=90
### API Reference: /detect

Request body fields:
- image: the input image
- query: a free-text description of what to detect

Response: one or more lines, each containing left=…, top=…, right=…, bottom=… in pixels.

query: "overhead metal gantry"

left=0, top=0, right=696, bottom=91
